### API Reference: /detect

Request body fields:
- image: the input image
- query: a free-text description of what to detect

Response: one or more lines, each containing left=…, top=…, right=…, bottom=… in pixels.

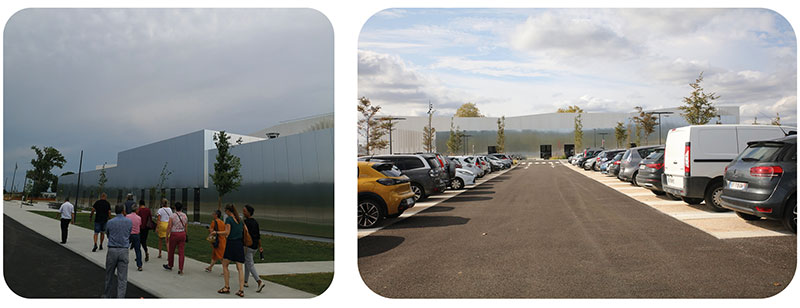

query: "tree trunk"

left=217, top=195, right=222, bottom=211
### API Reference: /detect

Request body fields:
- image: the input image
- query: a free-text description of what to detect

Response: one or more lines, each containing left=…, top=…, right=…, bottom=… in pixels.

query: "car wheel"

left=652, top=190, right=666, bottom=196
left=783, top=195, right=796, bottom=233
left=631, top=172, right=639, bottom=186
left=451, top=177, right=465, bottom=190
left=357, top=198, right=384, bottom=228
left=704, top=181, right=729, bottom=212
left=410, top=183, right=425, bottom=201
left=682, top=197, right=703, bottom=205
left=666, top=193, right=682, bottom=201
left=735, top=211, right=760, bottom=221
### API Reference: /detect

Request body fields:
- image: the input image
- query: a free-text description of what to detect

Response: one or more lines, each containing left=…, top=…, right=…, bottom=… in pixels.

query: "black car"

left=605, top=151, right=626, bottom=176
left=635, top=147, right=667, bottom=195
left=578, top=147, right=604, bottom=168
left=720, top=135, right=796, bottom=232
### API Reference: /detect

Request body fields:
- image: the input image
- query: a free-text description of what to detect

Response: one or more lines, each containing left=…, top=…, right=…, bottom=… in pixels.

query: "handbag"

left=243, top=222, right=253, bottom=247
left=206, top=220, right=219, bottom=247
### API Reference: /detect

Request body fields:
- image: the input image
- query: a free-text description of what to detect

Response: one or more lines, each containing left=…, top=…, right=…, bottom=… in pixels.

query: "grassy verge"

left=261, top=272, right=333, bottom=296
left=31, top=211, right=333, bottom=263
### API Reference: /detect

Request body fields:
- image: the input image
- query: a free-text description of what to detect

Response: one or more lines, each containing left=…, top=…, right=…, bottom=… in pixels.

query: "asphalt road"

left=3, top=214, right=155, bottom=298
left=358, top=163, right=797, bottom=298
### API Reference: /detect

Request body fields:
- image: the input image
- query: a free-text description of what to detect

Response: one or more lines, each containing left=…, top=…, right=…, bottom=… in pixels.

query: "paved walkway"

left=4, top=200, right=331, bottom=298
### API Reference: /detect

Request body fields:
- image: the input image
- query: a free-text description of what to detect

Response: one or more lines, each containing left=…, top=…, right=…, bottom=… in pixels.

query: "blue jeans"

left=129, top=234, right=142, bottom=268
left=94, top=221, right=107, bottom=233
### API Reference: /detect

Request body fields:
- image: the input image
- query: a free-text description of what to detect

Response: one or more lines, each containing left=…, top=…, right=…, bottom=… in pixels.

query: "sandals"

left=217, top=287, right=230, bottom=294
left=236, top=290, right=244, bottom=297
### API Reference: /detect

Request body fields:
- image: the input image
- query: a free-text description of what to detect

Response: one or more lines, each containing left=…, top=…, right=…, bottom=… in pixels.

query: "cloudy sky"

left=359, top=8, right=796, bottom=124
left=3, top=9, right=333, bottom=188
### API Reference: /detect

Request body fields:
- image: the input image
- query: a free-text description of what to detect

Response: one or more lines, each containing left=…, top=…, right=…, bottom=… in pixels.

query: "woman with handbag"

left=213, top=204, right=246, bottom=297
left=162, top=202, right=188, bottom=275
left=205, top=210, right=227, bottom=272
left=136, top=200, right=154, bottom=262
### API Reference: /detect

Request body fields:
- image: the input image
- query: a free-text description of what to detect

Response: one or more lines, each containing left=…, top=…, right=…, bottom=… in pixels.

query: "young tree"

left=97, top=162, right=108, bottom=194
left=633, top=106, right=657, bottom=145
left=496, top=116, right=506, bottom=153
left=26, top=146, right=66, bottom=197
left=679, top=72, right=719, bottom=125
left=455, top=102, right=484, bottom=117
left=614, top=122, right=628, bottom=148
left=156, top=162, right=172, bottom=200
left=210, top=131, right=242, bottom=210
left=357, top=97, right=388, bottom=154
left=422, top=103, right=436, bottom=152
left=574, top=113, right=584, bottom=151
left=446, top=118, right=464, bottom=154
left=557, top=105, right=584, bottom=113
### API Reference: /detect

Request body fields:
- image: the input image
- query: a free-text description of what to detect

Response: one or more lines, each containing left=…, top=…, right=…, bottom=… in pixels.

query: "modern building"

left=58, top=114, right=333, bottom=239
left=369, top=106, right=740, bottom=158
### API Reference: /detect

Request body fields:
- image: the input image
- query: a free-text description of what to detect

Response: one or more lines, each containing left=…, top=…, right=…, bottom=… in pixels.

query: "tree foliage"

left=614, top=122, right=628, bottom=148
left=455, top=102, right=484, bottom=117
left=574, top=113, right=584, bottom=151
left=633, top=106, right=657, bottom=145
left=679, top=72, right=719, bottom=125
left=446, top=118, right=464, bottom=155
left=357, top=97, right=388, bottom=154
left=26, top=146, right=66, bottom=197
left=496, top=116, right=506, bottom=153
left=156, top=162, right=172, bottom=200
left=558, top=105, right=584, bottom=113
left=210, top=131, right=242, bottom=210
left=97, top=162, right=108, bottom=194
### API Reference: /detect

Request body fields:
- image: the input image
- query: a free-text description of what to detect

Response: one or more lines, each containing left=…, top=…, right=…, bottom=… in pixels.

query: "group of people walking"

left=57, top=194, right=265, bottom=298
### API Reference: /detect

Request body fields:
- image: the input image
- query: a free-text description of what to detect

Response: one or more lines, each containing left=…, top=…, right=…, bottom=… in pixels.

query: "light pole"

left=382, top=117, right=406, bottom=154
left=598, top=132, right=609, bottom=148
left=593, top=128, right=597, bottom=147
left=650, top=111, right=674, bottom=145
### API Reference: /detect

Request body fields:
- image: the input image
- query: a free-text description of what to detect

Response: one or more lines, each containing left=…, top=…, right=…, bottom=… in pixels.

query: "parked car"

left=489, top=153, right=513, bottom=166
left=357, top=161, right=416, bottom=228
left=451, top=168, right=476, bottom=190
left=592, top=149, right=625, bottom=171
left=720, top=135, right=796, bottom=232
left=359, top=154, right=447, bottom=201
left=580, top=147, right=604, bottom=169
left=618, top=145, right=662, bottom=185
left=605, top=151, right=626, bottom=176
left=570, top=153, right=584, bottom=165
left=662, top=125, right=795, bottom=211
left=451, top=156, right=483, bottom=178
left=635, top=146, right=667, bottom=195
left=476, top=156, right=492, bottom=174
left=487, top=155, right=505, bottom=171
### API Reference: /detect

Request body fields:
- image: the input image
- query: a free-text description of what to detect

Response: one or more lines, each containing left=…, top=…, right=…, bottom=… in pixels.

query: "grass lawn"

left=31, top=211, right=333, bottom=263
left=261, top=272, right=333, bottom=296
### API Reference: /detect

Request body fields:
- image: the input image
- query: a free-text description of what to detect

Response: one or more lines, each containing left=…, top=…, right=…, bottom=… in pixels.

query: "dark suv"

left=635, top=146, right=667, bottom=195
left=720, top=135, right=796, bottom=232
left=618, top=145, right=662, bottom=184
left=360, top=154, right=448, bottom=201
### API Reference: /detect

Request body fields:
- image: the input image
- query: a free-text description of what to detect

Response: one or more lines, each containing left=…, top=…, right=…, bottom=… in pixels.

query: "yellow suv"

left=358, top=161, right=416, bottom=228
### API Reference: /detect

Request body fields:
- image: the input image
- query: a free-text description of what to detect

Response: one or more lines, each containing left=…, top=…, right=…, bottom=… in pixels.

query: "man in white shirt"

left=57, top=198, right=74, bottom=244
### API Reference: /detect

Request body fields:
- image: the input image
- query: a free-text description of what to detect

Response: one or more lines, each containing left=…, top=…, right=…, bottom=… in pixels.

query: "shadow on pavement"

left=470, top=185, right=494, bottom=190
left=384, top=216, right=470, bottom=230
left=419, top=206, right=455, bottom=213
left=458, top=190, right=495, bottom=195
left=358, top=235, right=405, bottom=258
left=445, top=196, right=493, bottom=202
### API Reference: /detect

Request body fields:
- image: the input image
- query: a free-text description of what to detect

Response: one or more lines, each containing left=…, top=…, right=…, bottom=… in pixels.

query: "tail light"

left=476, top=162, right=480, bottom=167
left=756, top=207, right=773, bottom=213
left=750, top=166, right=783, bottom=177
left=646, top=163, right=664, bottom=169
left=684, top=143, right=691, bottom=175
left=596, top=157, right=601, bottom=162
left=724, top=166, right=729, bottom=174
left=614, top=161, right=621, bottom=165
left=376, top=178, right=408, bottom=186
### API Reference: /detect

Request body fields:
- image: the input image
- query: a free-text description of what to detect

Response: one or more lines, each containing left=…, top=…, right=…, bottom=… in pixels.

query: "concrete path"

left=4, top=200, right=327, bottom=298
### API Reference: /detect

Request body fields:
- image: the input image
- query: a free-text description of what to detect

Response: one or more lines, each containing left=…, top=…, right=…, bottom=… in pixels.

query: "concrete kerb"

left=3, top=201, right=322, bottom=298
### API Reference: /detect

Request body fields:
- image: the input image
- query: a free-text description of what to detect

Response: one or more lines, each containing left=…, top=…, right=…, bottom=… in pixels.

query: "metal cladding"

left=58, top=128, right=334, bottom=239
left=371, top=106, right=740, bottom=157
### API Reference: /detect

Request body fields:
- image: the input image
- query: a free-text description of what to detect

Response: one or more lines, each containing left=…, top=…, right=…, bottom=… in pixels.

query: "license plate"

left=728, top=181, right=747, bottom=190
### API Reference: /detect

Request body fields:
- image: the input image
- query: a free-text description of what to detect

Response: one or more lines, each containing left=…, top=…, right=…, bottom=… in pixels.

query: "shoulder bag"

left=178, top=213, right=189, bottom=243
left=243, top=221, right=253, bottom=247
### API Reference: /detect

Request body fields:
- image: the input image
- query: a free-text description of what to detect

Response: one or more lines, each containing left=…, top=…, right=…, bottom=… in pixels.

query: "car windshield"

left=737, top=143, right=785, bottom=163
left=372, top=163, right=403, bottom=177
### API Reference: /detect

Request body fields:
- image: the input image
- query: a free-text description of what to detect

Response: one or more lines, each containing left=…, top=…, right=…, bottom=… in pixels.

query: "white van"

left=662, top=125, right=795, bottom=211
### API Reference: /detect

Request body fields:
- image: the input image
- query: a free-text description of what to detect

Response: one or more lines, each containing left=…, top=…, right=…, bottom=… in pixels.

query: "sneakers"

left=163, top=264, right=172, bottom=271
left=92, top=244, right=97, bottom=252
left=137, top=267, right=143, bottom=271
left=244, top=282, right=249, bottom=288
left=256, top=280, right=265, bottom=293
left=145, top=254, right=149, bottom=262
left=99, top=244, right=103, bottom=250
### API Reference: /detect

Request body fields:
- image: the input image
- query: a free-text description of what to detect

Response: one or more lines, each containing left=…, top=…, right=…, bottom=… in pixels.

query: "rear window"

left=637, top=147, right=658, bottom=158
left=372, top=164, right=403, bottom=177
left=644, top=149, right=664, bottom=160
left=613, top=153, right=623, bottom=160
left=426, top=158, right=440, bottom=168
left=737, top=143, right=785, bottom=163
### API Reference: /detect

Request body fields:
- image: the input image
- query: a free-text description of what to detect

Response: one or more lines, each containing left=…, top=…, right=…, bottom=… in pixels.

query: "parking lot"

left=358, top=159, right=796, bottom=298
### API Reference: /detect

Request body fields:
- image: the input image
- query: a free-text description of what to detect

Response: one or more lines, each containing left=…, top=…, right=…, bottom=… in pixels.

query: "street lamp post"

left=650, top=111, right=674, bottom=145
left=383, top=117, right=406, bottom=154
left=594, top=128, right=597, bottom=147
